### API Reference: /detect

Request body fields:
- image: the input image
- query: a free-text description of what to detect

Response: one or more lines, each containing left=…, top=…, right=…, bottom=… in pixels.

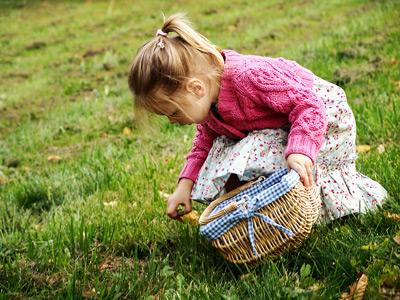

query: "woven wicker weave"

left=199, top=177, right=320, bottom=266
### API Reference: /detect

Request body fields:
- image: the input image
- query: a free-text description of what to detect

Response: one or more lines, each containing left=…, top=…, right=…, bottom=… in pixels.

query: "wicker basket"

left=198, top=169, right=320, bottom=266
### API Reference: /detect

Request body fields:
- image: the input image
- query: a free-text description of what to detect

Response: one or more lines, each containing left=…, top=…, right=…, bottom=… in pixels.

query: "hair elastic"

left=156, top=29, right=168, bottom=37
left=157, top=41, right=165, bottom=49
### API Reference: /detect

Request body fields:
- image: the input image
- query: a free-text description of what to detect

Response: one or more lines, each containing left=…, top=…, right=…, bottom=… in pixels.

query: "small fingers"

left=184, top=202, right=192, bottom=215
left=166, top=203, right=182, bottom=221
left=286, top=153, right=314, bottom=188
left=167, top=209, right=179, bottom=220
left=306, top=164, right=314, bottom=187
left=293, top=165, right=310, bottom=187
left=301, top=168, right=310, bottom=187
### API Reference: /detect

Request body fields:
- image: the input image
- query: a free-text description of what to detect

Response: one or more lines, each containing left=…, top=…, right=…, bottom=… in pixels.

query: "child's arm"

left=178, top=123, right=218, bottom=182
left=167, top=123, right=218, bottom=220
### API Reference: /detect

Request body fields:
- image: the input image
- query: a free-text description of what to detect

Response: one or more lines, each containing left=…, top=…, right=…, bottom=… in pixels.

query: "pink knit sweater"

left=179, top=49, right=327, bottom=182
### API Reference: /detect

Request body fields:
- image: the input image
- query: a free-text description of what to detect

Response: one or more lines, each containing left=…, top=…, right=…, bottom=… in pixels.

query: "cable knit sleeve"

left=178, top=123, right=218, bottom=183
left=239, top=65, right=327, bottom=163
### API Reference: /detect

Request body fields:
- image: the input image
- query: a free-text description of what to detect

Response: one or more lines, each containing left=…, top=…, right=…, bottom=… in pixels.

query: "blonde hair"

left=128, top=13, right=224, bottom=115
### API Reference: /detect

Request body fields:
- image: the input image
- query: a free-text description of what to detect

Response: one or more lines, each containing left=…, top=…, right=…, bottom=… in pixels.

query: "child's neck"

left=210, top=78, right=221, bottom=104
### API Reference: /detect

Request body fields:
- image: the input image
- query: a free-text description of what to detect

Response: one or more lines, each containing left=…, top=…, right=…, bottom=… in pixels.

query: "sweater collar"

left=202, top=50, right=242, bottom=124
left=220, top=49, right=242, bottom=74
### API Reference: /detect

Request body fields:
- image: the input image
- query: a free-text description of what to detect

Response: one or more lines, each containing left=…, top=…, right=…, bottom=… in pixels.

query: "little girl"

left=128, top=13, right=387, bottom=222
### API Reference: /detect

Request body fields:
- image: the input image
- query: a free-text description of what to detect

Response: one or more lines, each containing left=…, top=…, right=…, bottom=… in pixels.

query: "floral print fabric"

left=191, top=76, right=387, bottom=222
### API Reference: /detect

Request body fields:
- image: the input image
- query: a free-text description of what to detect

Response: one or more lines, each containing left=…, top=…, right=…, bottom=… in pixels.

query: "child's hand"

left=166, top=178, right=193, bottom=221
left=286, top=153, right=314, bottom=188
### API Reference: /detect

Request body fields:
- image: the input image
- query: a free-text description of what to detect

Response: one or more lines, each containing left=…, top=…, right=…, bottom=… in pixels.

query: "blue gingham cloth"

left=199, top=168, right=299, bottom=256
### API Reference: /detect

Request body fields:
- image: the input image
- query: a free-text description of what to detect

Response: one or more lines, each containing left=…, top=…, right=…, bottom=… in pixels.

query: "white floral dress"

left=191, top=76, right=387, bottom=222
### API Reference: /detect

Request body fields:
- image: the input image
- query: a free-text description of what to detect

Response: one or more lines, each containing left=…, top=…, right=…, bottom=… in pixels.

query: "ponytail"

left=128, top=13, right=223, bottom=112
left=160, top=13, right=224, bottom=67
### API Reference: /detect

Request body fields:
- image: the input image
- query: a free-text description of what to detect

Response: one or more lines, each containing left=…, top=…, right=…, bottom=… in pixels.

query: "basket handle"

left=198, top=176, right=264, bottom=225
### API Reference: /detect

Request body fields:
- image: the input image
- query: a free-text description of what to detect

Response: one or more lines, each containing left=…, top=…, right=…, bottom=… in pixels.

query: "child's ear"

left=186, top=78, right=206, bottom=97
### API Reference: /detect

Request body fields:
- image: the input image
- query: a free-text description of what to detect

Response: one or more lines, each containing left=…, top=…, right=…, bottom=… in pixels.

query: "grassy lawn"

left=0, top=0, right=399, bottom=299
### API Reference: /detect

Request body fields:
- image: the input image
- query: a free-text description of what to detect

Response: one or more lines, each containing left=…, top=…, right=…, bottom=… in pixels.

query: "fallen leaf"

left=83, top=48, right=105, bottom=58
left=339, top=274, right=368, bottom=300
left=47, top=272, right=65, bottom=287
left=308, top=282, right=324, bottom=291
left=356, top=145, right=371, bottom=153
left=228, top=25, right=237, bottom=32
left=128, top=202, right=137, bottom=209
left=158, top=191, right=171, bottom=200
left=239, top=273, right=257, bottom=283
left=394, top=232, right=400, bottom=245
left=103, top=201, right=117, bottom=207
left=240, top=273, right=252, bottom=280
left=22, top=166, right=31, bottom=172
left=379, top=275, right=400, bottom=299
left=182, top=211, right=200, bottom=225
left=347, top=282, right=358, bottom=299
left=82, top=287, right=96, bottom=298
left=360, top=242, right=379, bottom=251
left=395, top=81, right=400, bottom=91
left=377, top=144, right=385, bottom=154
left=122, top=127, right=132, bottom=136
left=390, top=58, right=398, bottom=65
left=100, top=258, right=117, bottom=272
left=33, top=223, right=43, bottom=231
left=0, top=175, right=7, bottom=185
left=353, top=274, right=368, bottom=300
left=47, top=155, right=62, bottom=161
left=384, top=211, right=400, bottom=222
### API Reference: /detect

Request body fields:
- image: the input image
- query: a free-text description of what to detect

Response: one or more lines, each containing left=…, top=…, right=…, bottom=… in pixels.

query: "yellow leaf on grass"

left=239, top=273, right=257, bottom=283
left=384, top=211, right=400, bottom=222
left=360, top=242, right=378, bottom=251
left=228, top=25, right=237, bottom=32
left=0, top=175, right=7, bottom=185
left=122, top=127, right=132, bottom=136
left=395, top=81, right=400, bottom=91
left=356, top=145, right=371, bottom=153
left=103, top=201, right=117, bottom=207
left=158, top=191, right=171, bottom=200
left=307, top=282, right=324, bottom=291
left=33, top=223, right=43, bottom=230
left=47, top=155, right=62, bottom=161
left=377, top=144, right=385, bottom=154
left=82, top=287, right=97, bottom=298
left=394, top=233, right=400, bottom=245
left=182, top=211, right=200, bottom=225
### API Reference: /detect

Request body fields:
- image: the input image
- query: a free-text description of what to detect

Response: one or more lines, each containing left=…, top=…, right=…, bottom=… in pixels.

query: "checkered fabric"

left=199, top=168, right=299, bottom=256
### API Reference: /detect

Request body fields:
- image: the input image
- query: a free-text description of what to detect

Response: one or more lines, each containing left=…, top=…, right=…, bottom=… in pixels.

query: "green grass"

left=1, top=0, right=399, bottom=299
